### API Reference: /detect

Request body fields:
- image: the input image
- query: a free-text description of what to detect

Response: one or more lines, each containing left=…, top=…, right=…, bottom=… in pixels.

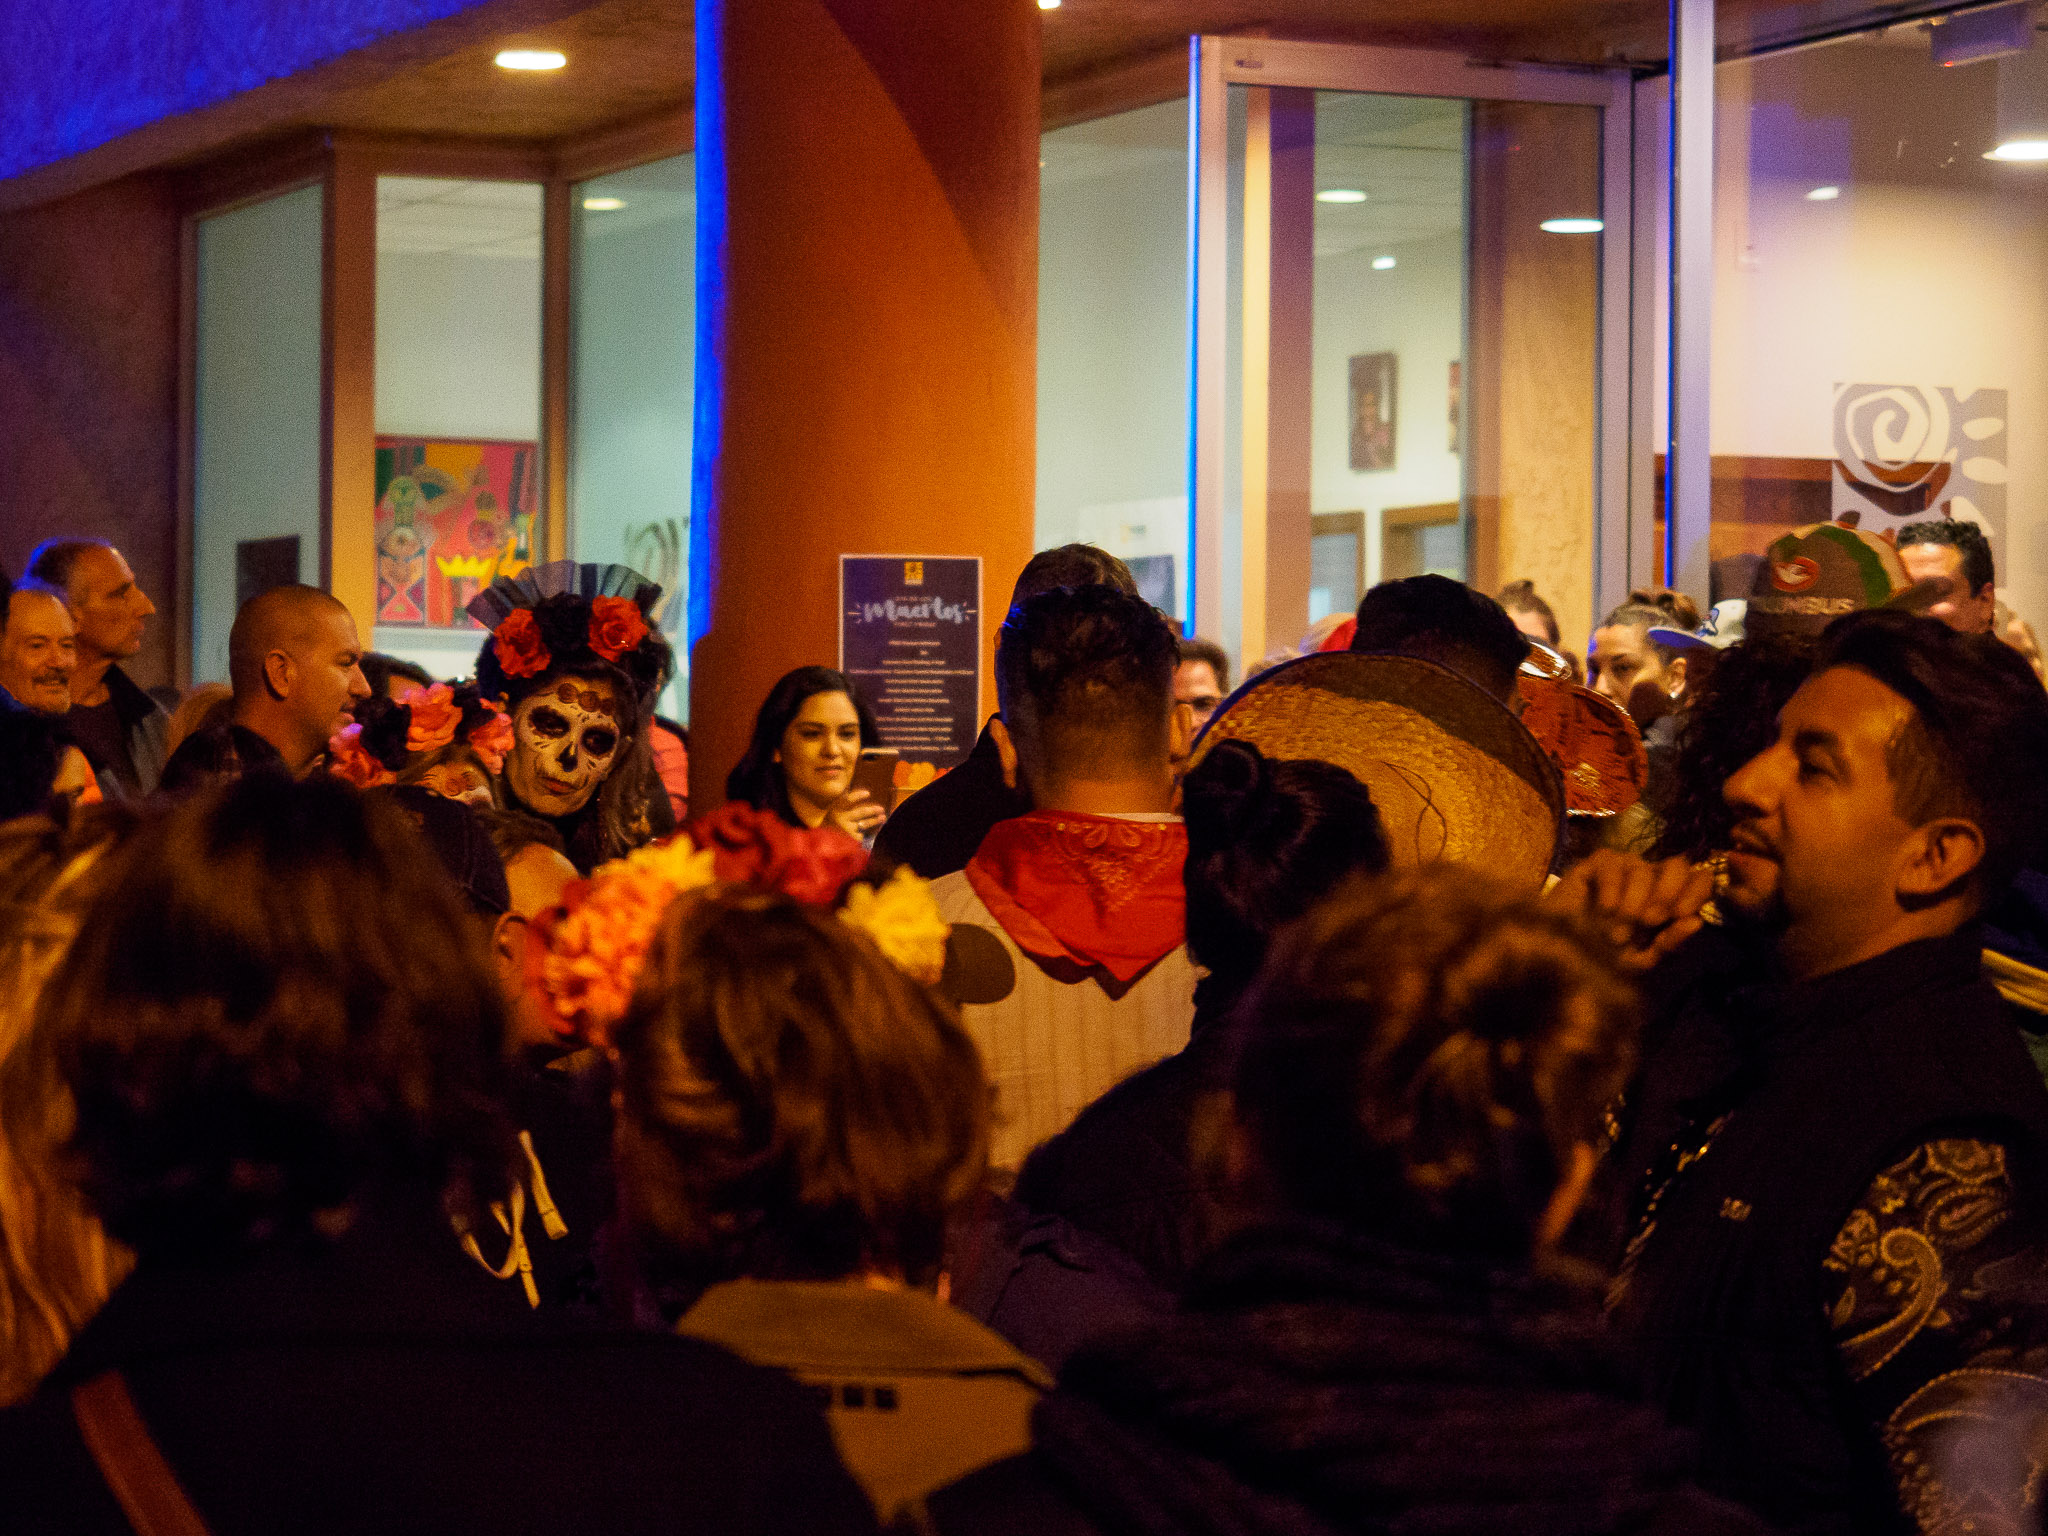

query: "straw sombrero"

left=1516, top=676, right=1647, bottom=818
left=1189, top=652, right=1563, bottom=889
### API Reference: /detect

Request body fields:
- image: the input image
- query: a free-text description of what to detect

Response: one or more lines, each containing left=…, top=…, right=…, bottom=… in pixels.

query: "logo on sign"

left=1771, top=556, right=1820, bottom=593
left=904, top=561, right=924, bottom=586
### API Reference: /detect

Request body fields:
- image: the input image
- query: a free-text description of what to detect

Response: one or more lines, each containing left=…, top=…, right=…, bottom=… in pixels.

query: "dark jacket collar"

left=50, top=1185, right=547, bottom=1385
left=101, top=663, right=160, bottom=729
left=1737, top=924, right=1984, bottom=1059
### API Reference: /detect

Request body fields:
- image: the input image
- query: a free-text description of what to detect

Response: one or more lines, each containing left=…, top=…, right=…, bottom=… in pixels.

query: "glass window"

left=370, top=176, right=543, bottom=684
left=191, top=184, right=323, bottom=683
left=1038, top=100, right=1190, bottom=621
left=1212, top=84, right=1603, bottom=670
left=1705, top=21, right=2048, bottom=651
left=570, top=153, right=695, bottom=721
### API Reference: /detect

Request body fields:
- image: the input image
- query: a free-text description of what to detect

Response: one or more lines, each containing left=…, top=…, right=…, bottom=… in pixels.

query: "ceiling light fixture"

left=1988, top=47, right=2048, bottom=162
left=1806, top=185, right=1841, bottom=200
left=1372, top=255, right=1397, bottom=270
left=582, top=196, right=626, bottom=211
left=1038, top=0, right=1061, bottom=9
left=1540, top=217, right=1604, bottom=234
left=1986, top=138, right=2048, bottom=161
left=1316, top=188, right=1368, bottom=204
left=495, top=49, right=566, bottom=71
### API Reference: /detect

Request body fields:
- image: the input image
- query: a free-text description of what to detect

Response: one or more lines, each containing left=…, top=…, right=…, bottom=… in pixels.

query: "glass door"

left=1190, top=38, right=1637, bottom=673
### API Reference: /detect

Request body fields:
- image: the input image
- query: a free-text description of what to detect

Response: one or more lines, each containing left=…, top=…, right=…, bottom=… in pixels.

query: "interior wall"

left=1705, top=39, right=2048, bottom=633
left=374, top=248, right=542, bottom=439
left=1036, top=100, right=1189, bottom=620
left=0, top=172, right=179, bottom=689
left=1309, top=229, right=1464, bottom=590
left=191, top=183, right=325, bottom=686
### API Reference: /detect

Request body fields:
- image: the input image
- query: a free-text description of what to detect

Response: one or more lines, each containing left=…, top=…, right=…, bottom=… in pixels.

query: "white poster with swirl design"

left=1832, top=383, right=2008, bottom=563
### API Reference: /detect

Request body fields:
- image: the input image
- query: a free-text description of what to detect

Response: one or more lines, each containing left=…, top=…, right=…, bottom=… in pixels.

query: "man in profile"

left=1610, top=609, right=2048, bottom=1532
left=26, top=538, right=169, bottom=794
left=0, top=580, right=77, bottom=716
left=874, top=543, right=1140, bottom=879
left=1348, top=573, right=1528, bottom=707
left=931, top=584, right=1198, bottom=1174
left=160, top=584, right=371, bottom=791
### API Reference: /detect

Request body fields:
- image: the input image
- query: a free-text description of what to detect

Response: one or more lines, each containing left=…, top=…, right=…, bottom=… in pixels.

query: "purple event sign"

left=839, top=556, right=982, bottom=769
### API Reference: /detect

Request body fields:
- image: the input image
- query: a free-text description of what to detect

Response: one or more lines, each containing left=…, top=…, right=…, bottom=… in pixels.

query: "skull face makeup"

left=506, top=676, right=626, bottom=817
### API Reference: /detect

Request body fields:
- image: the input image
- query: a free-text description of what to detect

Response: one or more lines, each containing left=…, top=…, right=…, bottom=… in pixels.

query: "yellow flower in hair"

left=538, top=835, right=719, bottom=1044
left=839, top=866, right=950, bottom=987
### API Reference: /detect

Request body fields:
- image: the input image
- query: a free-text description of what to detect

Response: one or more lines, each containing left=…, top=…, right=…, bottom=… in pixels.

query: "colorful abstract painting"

left=374, top=437, right=538, bottom=629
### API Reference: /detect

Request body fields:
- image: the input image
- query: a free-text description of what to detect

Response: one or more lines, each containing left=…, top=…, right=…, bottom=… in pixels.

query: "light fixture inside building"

left=1540, top=217, right=1604, bottom=234
left=1372, top=255, right=1397, bottom=270
left=1316, top=188, right=1368, bottom=204
left=495, top=49, right=566, bottom=70
left=1930, top=2, right=2036, bottom=67
left=582, top=196, right=626, bottom=211
left=1038, top=0, right=1061, bottom=10
left=1988, top=40, right=2048, bottom=161
left=1806, top=185, right=1842, bottom=200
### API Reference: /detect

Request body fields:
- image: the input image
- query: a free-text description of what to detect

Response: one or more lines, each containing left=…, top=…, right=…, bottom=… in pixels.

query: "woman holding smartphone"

left=726, top=666, right=889, bottom=842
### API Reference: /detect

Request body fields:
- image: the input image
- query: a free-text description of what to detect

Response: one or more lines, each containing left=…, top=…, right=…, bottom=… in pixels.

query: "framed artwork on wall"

left=374, top=437, right=538, bottom=628
left=1349, top=352, right=1398, bottom=472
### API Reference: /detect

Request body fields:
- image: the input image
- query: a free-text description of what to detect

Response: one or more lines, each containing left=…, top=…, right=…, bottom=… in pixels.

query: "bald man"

left=159, top=585, right=371, bottom=794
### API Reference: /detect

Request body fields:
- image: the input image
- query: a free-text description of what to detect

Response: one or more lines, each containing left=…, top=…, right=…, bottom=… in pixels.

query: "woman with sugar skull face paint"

left=469, top=565, right=677, bottom=874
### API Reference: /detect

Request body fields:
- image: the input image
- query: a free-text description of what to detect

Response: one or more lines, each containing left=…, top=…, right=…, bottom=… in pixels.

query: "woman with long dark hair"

left=725, top=666, right=885, bottom=841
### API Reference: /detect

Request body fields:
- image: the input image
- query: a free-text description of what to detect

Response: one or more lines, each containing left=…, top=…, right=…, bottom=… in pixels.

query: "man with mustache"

left=1604, top=609, right=2048, bottom=1535
left=0, top=579, right=78, bottom=716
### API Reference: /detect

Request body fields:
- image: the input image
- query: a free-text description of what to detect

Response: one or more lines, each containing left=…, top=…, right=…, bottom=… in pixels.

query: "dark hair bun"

left=1182, top=738, right=1267, bottom=846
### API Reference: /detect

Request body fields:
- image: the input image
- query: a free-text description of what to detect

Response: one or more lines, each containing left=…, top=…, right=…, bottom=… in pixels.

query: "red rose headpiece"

left=468, top=561, right=672, bottom=708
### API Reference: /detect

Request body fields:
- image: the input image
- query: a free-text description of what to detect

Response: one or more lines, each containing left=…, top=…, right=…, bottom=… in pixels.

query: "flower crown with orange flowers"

left=525, top=802, right=950, bottom=1048
left=330, top=681, right=517, bottom=789
left=468, top=561, right=672, bottom=708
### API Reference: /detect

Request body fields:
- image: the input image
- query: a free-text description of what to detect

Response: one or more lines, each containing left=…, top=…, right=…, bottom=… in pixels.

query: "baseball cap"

left=1744, top=522, right=1912, bottom=638
left=1649, top=599, right=1747, bottom=653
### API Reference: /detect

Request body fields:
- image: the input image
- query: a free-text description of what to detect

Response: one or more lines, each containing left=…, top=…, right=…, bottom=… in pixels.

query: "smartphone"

left=850, top=746, right=901, bottom=812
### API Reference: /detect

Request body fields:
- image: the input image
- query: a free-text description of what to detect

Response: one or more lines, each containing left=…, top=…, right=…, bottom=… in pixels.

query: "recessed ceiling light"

left=1372, top=255, right=1397, bottom=270
left=1038, top=0, right=1060, bottom=9
left=1805, top=184, right=1841, bottom=200
left=495, top=49, right=566, bottom=71
left=582, top=196, right=626, bottom=211
left=1316, top=188, right=1367, bottom=204
left=1540, top=217, right=1604, bottom=234
left=1986, top=139, right=2048, bottom=161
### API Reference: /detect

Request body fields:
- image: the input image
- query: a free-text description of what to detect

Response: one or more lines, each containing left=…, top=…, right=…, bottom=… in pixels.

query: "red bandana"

left=965, top=811, right=1188, bottom=984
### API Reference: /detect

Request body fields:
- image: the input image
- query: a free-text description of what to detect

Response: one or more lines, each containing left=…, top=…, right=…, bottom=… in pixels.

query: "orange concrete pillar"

left=688, top=0, right=1041, bottom=810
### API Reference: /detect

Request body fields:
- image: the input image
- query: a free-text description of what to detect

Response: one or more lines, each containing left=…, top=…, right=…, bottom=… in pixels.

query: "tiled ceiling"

left=1312, top=94, right=1467, bottom=259
left=377, top=177, right=543, bottom=259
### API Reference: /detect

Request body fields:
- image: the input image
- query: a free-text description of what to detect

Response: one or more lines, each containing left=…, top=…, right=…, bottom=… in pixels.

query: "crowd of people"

left=1, top=520, right=2046, bottom=1534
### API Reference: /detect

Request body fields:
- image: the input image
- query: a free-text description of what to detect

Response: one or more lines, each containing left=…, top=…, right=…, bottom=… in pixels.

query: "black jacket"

left=1610, top=925, right=2048, bottom=1534
left=1013, top=992, right=1236, bottom=1291
left=0, top=1187, right=875, bottom=1536
left=871, top=718, right=1026, bottom=879
left=929, top=1221, right=1767, bottom=1536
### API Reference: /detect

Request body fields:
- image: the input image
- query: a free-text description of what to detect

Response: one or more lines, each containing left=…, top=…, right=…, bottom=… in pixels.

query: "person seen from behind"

left=0, top=808, right=134, bottom=1407
left=932, top=584, right=1199, bottom=1173
left=1348, top=574, right=1529, bottom=708
left=1015, top=739, right=1388, bottom=1289
left=933, top=867, right=1765, bottom=1536
left=615, top=887, right=1047, bottom=1523
left=726, top=666, right=887, bottom=842
left=874, top=543, right=1142, bottom=879
left=0, top=774, right=873, bottom=1536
